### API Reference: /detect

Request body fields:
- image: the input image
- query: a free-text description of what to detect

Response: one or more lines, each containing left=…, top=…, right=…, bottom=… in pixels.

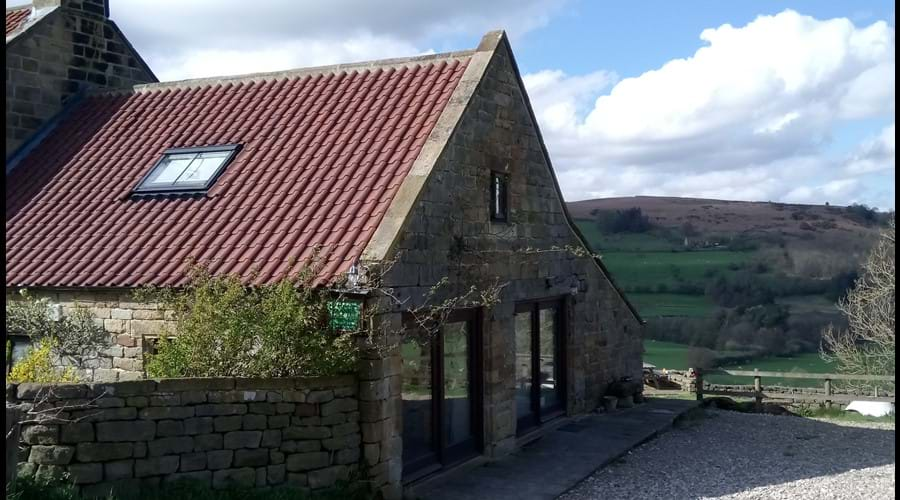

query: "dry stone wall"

left=7, top=376, right=365, bottom=497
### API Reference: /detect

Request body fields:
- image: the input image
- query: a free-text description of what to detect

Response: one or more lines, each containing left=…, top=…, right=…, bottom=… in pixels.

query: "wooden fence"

left=694, top=368, right=895, bottom=409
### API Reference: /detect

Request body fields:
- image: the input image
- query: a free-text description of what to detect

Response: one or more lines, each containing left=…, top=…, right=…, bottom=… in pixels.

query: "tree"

left=821, top=217, right=895, bottom=391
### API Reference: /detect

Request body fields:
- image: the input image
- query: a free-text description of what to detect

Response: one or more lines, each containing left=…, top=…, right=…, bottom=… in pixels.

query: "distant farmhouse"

left=6, top=0, right=643, bottom=493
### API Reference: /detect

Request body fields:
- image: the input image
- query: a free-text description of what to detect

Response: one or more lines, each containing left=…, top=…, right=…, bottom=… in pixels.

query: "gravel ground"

left=560, top=409, right=895, bottom=500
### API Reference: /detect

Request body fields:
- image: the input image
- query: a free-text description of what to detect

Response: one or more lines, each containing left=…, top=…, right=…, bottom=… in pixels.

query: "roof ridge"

left=91, top=48, right=476, bottom=97
left=6, top=5, right=31, bottom=12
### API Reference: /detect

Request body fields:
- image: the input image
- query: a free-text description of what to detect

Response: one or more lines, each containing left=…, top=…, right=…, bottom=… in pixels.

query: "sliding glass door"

left=402, top=309, right=482, bottom=478
left=515, top=299, right=566, bottom=435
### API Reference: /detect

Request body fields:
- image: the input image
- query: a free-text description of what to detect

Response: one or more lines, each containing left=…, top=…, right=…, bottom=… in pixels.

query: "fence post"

left=695, top=368, right=703, bottom=401
left=824, top=378, right=832, bottom=409
left=875, top=386, right=879, bottom=398
left=754, top=368, right=762, bottom=412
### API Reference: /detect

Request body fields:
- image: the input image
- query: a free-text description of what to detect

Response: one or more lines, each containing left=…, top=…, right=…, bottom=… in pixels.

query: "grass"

left=601, top=250, right=754, bottom=290
left=627, top=293, right=716, bottom=317
left=794, top=405, right=895, bottom=424
left=6, top=477, right=369, bottom=500
left=643, top=340, right=835, bottom=388
left=574, top=220, right=682, bottom=252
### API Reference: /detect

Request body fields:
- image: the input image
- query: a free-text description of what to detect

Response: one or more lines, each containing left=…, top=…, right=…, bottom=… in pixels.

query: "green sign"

left=328, top=300, right=361, bottom=331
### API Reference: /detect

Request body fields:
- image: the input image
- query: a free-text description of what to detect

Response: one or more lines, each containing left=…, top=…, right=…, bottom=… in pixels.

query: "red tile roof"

left=5, top=7, right=30, bottom=35
left=6, top=56, right=470, bottom=288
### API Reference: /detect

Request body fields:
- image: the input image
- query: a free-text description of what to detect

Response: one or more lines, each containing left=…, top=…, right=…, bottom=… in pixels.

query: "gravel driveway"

left=560, top=409, right=895, bottom=500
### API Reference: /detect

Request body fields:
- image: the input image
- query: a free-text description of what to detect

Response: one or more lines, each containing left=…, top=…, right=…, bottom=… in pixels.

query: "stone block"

left=286, top=472, right=308, bottom=486
left=322, top=433, right=359, bottom=451
left=28, top=445, right=74, bottom=465
left=125, top=396, right=149, bottom=408
left=181, top=391, right=207, bottom=405
left=116, top=335, right=137, bottom=347
left=184, top=417, right=214, bottom=435
left=193, top=434, right=223, bottom=451
left=156, top=420, right=184, bottom=437
left=179, top=452, right=207, bottom=472
left=321, top=398, right=358, bottom=417
left=267, top=464, right=286, bottom=485
left=157, top=378, right=234, bottom=392
left=320, top=413, right=347, bottom=425
left=268, top=415, right=289, bottom=429
left=195, top=404, right=247, bottom=417
left=293, top=403, right=317, bottom=417
left=335, top=447, right=360, bottom=465
left=223, top=431, right=262, bottom=449
left=68, top=462, right=103, bottom=484
left=283, top=426, right=330, bottom=440
left=148, top=437, right=193, bottom=456
left=214, top=416, right=243, bottom=432
left=308, top=465, right=349, bottom=489
left=95, top=397, right=126, bottom=408
left=164, top=471, right=212, bottom=485
left=96, top=421, right=155, bottom=442
left=111, top=308, right=133, bottom=320
left=104, top=319, right=126, bottom=333
left=280, top=440, right=321, bottom=454
left=212, top=468, right=255, bottom=489
left=21, top=425, right=59, bottom=445
left=91, top=380, right=155, bottom=397
left=104, top=460, right=134, bottom=480
left=34, top=464, right=66, bottom=482
left=332, top=421, right=360, bottom=437
left=275, top=403, right=295, bottom=414
left=242, top=414, right=267, bottom=430
left=139, top=406, right=194, bottom=420
left=270, top=450, right=285, bottom=464
left=94, top=369, right=119, bottom=383
left=234, top=378, right=295, bottom=391
left=149, top=394, right=181, bottom=406
left=363, top=443, right=380, bottom=465
left=131, top=320, right=164, bottom=336
left=233, top=449, right=268, bottom=467
left=135, top=456, right=179, bottom=478
left=206, top=450, right=233, bottom=470
left=248, top=403, right=276, bottom=415
left=285, top=452, right=329, bottom=472
left=261, top=429, right=281, bottom=448
left=359, top=380, right=389, bottom=401
left=77, top=442, right=133, bottom=462
left=306, top=390, right=334, bottom=403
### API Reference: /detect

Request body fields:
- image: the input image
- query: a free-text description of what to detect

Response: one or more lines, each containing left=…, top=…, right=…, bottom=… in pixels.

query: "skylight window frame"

left=132, top=144, right=242, bottom=195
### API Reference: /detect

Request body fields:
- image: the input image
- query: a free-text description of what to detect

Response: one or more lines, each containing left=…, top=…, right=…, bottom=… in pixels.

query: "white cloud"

left=524, top=10, right=895, bottom=208
left=111, top=0, right=564, bottom=80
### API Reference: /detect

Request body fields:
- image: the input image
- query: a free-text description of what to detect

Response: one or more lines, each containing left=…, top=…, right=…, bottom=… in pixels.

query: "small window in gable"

left=490, top=171, right=509, bottom=221
left=134, top=144, right=241, bottom=194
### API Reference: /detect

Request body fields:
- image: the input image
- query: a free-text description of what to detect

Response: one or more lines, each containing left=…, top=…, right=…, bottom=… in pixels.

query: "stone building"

left=5, top=0, right=156, bottom=159
left=5, top=8, right=644, bottom=495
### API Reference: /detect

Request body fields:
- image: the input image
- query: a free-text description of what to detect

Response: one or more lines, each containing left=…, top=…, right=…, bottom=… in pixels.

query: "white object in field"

left=845, top=400, right=894, bottom=417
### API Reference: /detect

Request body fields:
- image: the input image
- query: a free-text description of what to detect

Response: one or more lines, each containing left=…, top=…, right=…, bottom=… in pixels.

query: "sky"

left=8, top=0, right=896, bottom=209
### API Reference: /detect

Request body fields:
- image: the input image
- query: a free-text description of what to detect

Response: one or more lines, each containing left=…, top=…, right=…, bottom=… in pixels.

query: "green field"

left=601, top=250, right=754, bottom=290
left=575, top=220, right=681, bottom=252
left=643, top=340, right=834, bottom=388
left=627, top=293, right=715, bottom=317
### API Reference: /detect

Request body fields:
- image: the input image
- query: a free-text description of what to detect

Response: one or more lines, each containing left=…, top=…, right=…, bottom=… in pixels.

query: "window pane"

left=443, top=321, right=472, bottom=447
left=539, top=307, right=561, bottom=411
left=144, top=154, right=195, bottom=186
left=515, top=311, right=534, bottom=423
left=402, top=333, right=435, bottom=464
left=176, top=151, right=230, bottom=185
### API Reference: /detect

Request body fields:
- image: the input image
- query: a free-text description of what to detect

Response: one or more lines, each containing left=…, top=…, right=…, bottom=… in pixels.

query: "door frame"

left=401, top=308, right=484, bottom=478
left=514, top=297, right=567, bottom=435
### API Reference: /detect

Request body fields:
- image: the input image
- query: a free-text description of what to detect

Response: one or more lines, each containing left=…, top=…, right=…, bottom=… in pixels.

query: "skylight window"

left=134, top=145, right=241, bottom=193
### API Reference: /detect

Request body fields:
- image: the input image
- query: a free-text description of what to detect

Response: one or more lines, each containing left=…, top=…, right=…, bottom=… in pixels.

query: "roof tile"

left=6, top=56, right=470, bottom=287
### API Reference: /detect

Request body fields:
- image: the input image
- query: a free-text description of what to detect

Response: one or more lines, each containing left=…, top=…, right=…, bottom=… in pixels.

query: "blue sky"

left=8, top=0, right=895, bottom=208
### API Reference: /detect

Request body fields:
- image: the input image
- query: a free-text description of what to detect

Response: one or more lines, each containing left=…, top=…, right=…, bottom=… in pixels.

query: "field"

left=600, top=250, right=753, bottom=290
left=627, top=293, right=715, bottom=317
left=643, top=339, right=833, bottom=387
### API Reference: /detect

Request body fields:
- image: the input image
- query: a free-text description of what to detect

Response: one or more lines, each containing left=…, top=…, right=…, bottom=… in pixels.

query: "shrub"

left=5, top=289, right=108, bottom=378
left=140, top=266, right=360, bottom=378
left=7, top=338, right=80, bottom=383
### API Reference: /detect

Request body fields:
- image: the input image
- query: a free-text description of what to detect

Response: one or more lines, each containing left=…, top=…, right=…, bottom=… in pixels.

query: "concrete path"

left=409, top=397, right=700, bottom=500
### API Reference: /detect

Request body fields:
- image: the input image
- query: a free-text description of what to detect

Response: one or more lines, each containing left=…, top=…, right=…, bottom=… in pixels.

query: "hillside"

left=568, top=196, right=888, bottom=361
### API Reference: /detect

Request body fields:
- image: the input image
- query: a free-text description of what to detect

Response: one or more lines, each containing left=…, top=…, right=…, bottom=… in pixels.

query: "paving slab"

left=409, top=397, right=700, bottom=500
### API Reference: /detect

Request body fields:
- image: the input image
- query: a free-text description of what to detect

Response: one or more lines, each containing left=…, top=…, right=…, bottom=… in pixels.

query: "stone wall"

left=6, top=289, right=169, bottom=382
left=7, top=376, right=367, bottom=497
left=378, top=37, right=643, bottom=460
left=6, top=0, right=155, bottom=157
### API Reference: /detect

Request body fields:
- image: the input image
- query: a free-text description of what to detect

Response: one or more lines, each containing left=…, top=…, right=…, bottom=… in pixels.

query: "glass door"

left=515, top=298, right=566, bottom=435
left=402, top=309, right=482, bottom=478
